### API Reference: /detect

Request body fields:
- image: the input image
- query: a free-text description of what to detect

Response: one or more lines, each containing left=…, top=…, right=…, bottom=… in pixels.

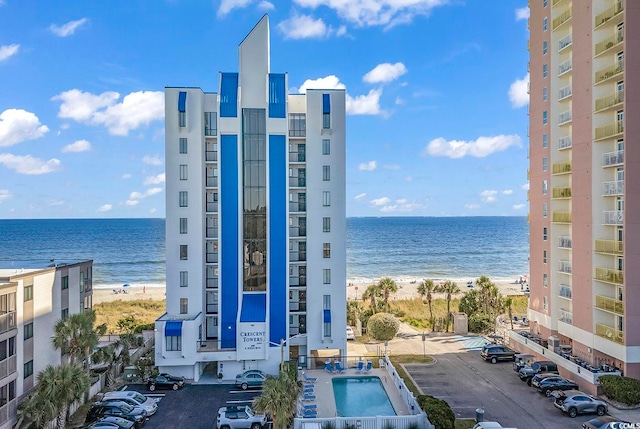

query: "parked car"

left=553, top=390, right=608, bottom=418
left=480, top=344, right=517, bottom=364
left=512, top=353, right=534, bottom=372
left=346, top=326, right=356, bottom=340
left=235, top=369, right=267, bottom=390
left=101, top=391, right=158, bottom=416
left=216, top=405, right=267, bottom=429
left=86, top=416, right=137, bottom=428
left=582, top=416, right=628, bottom=429
left=147, top=374, right=185, bottom=391
left=531, top=375, right=579, bottom=396
left=160, top=373, right=185, bottom=384
left=85, top=401, right=147, bottom=428
left=518, top=360, right=559, bottom=385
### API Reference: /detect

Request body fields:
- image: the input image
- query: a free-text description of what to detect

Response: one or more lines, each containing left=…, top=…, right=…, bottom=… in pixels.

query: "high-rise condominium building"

left=156, top=15, right=347, bottom=381
left=522, top=0, right=639, bottom=390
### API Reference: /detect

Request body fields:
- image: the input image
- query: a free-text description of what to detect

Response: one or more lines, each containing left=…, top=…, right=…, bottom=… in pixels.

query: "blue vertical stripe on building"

left=178, top=92, right=187, bottom=112
left=268, top=134, right=287, bottom=345
left=221, top=134, right=239, bottom=349
left=268, top=74, right=286, bottom=118
left=220, top=73, right=239, bottom=117
left=322, top=93, right=331, bottom=114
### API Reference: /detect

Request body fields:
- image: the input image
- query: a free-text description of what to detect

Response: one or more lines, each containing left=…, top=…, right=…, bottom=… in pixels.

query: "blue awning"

left=165, top=321, right=182, bottom=337
left=240, top=294, right=267, bottom=322
left=323, top=309, right=331, bottom=323
left=322, top=94, right=330, bottom=114
left=178, top=92, right=187, bottom=112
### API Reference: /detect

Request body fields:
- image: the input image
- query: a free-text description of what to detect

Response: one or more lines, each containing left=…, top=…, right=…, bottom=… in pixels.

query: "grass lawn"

left=93, top=299, right=165, bottom=333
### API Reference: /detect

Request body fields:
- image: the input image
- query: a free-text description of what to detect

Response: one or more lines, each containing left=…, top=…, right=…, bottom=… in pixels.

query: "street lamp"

left=269, top=333, right=307, bottom=371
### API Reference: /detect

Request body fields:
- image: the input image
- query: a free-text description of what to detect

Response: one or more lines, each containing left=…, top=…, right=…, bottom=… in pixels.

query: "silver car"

left=553, top=390, right=608, bottom=418
left=216, top=405, right=267, bottom=429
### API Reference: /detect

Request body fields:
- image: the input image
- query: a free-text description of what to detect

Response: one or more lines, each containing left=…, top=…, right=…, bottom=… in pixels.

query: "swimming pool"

left=332, top=376, right=396, bottom=417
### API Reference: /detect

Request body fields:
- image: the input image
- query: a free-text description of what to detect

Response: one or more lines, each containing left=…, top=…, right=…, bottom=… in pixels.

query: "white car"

left=346, top=326, right=356, bottom=340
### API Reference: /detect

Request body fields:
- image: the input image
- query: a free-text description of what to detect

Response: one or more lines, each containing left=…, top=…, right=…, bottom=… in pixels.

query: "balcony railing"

left=552, top=162, right=572, bottom=175
left=595, top=91, right=624, bottom=112
left=204, top=127, right=217, bottom=137
left=595, top=267, right=623, bottom=284
left=595, top=295, right=623, bottom=315
left=289, top=177, right=306, bottom=187
left=206, top=303, right=219, bottom=314
left=289, top=251, right=307, bottom=262
left=559, top=285, right=572, bottom=299
left=595, top=239, right=623, bottom=254
left=206, top=177, right=218, bottom=188
left=559, top=260, right=572, bottom=274
left=0, top=312, right=16, bottom=335
left=595, top=121, right=624, bottom=140
left=206, top=253, right=219, bottom=264
left=595, top=29, right=624, bottom=56
left=289, top=226, right=307, bottom=238
left=289, top=202, right=306, bottom=212
left=558, top=33, right=572, bottom=52
left=558, top=84, right=572, bottom=100
left=289, top=276, right=307, bottom=287
left=205, top=150, right=218, bottom=162
left=197, top=340, right=220, bottom=352
left=558, top=58, right=573, bottom=75
left=558, top=235, right=572, bottom=249
left=0, top=355, right=17, bottom=380
left=558, top=110, right=572, bottom=125
left=558, top=309, right=573, bottom=325
left=602, top=150, right=624, bottom=167
left=602, top=210, right=623, bottom=225
left=595, top=62, right=624, bottom=84
left=553, top=211, right=572, bottom=223
left=206, top=202, right=218, bottom=212
left=206, top=277, right=218, bottom=288
left=289, top=151, right=306, bottom=163
left=206, top=227, right=218, bottom=239
left=558, top=136, right=572, bottom=150
left=289, top=300, right=307, bottom=312
left=553, top=7, right=572, bottom=30
left=595, top=322, right=623, bottom=344
left=552, top=187, right=572, bottom=199
left=595, top=0, right=623, bottom=28
left=602, top=180, right=624, bottom=196
left=552, top=0, right=565, bottom=6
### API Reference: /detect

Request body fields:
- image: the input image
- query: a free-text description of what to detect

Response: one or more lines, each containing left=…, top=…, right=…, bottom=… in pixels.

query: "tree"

left=362, top=284, right=382, bottom=314
left=377, top=277, right=398, bottom=312
left=458, top=289, right=481, bottom=318
left=504, top=296, right=514, bottom=330
left=476, top=275, right=495, bottom=314
left=253, top=371, right=301, bottom=429
left=17, top=392, right=57, bottom=429
left=417, top=279, right=437, bottom=331
left=52, top=310, right=105, bottom=369
left=440, top=280, right=460, bottom=333
left=346, top=301, right=363, bottom=326
left=416, top=395, right=455, bottom=429
left=366, top=312, right=399, bottom=341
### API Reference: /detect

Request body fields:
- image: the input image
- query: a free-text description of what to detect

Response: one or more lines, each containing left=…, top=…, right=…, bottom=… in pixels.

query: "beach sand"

left=93, top=286, right=166, bottom=305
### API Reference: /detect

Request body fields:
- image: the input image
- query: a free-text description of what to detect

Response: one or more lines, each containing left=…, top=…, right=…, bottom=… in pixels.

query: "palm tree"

left=377, top=277, right=398, bottom=312
left=476, top=275, right=495, bottom=314
left=32, top=364, right=89, bottom=429
left=17, top=392, right=57, bottom=429
left=52, top=310, right=103, bottom=369
left=504, top=296, right=514, bottom=330
left=440, top=280, right=461, bottom=333
left=362, top=284, right=381, bottom=314
left=253, top=371, right=301, bottom=429
left=417, top=279, right=437, bottom=331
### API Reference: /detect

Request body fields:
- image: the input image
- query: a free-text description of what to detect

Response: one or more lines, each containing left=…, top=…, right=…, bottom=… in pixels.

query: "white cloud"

left=144, top=173, right=165, bottom=185
left=297, top=75, right=382, bottom=115
left=278, top=14, right=329, bottom=39
left=395, top=97, right=405, bottom=105
left=354, top=193, right=367, bottom=200
left=142, top=155, right=163, bottom=166
left=298, top=75, right=346, bottom=93
left=502, top=189, right=513, bottom=195
left=521, top=183, right=530, bottom=190
left=52, top=89, right=164, bottom=136
left=125, top=199, right=139, bottom=206
left=98, top=204, right=112, bottom=212
left=515, top=7, right=530, bottom=21
left=380, top=201, right=422, bottom=212
left=480, top=190, right=498, bottom=203
left=513, top=204, right=526, bottom=210
left=508, top=73, right=530, bottom=108
left=422, top=134, right=522, bottom=159
left=383, top=164, right=400, bottom=170
left=149, top=208, right=157, bottom=214
left=363, top=62, right=407, bottom=84
left=358, top=160, right=377, bottom=171
left=121, top=173, right=132, bottom=179
left=61, top=139, right=91, bottom=153
left=396, top=198, right=406, bottom=204
left=336, top=25, right=347, bottom=36
left=50, top=18, right=88, bottom=37
left=125, top=187, right=163, bottom=206
left=465, top=203, right=480, bottom=209
left=0, top=109, right=49, bottom=147
left=0, top=44, right=20, bottom=62
left=145, top=187, right=162, bottom=197
left=0, top=153, right=61, bottom=175
left=258, top=1, right=274, bottom=10
left=0, top=190, right=12, bottom=203
left=371, top=197, right=390, bottom=206
left=218, top=0, right=253, bottom=16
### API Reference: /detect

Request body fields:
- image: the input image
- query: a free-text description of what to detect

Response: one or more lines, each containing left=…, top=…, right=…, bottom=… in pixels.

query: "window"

left=323, top=243, right=331, bottom=258
left=178, top=91, right=187, bottom=127
left=542, top=180, right=548, bottom=195
left=543, top=203, right=548, bottom=217
left=24, top=286, right=33, bottom=302
left=61, top=276, right=69, bottom=290
left=24, top=322, right=33, bottom=340
left=542, top=87, right=548, bottom=102
left=166, top=336, right=182, bottom=351
left=543, top=227, right=548, bottom=241
left=543, top=64, right=548, bottom=78
left=323, top=217, right=331, bottom=232
left=543, top=40, right=548, bottom=54
left=179, top=165, right=188, bottom=181
left=543, top=296, right=547, bottom=311
left=204, top=112, right=217, bottom=136
left=542, top=134, right=548, bottom=148
left=180, top=298, right=188, bottom=314
left=543, top=0, right=547, bottom=7
left=323, top=113, right=330, bottom=129
left=543, top=250, right=547, bottom=264
left=180, top=271, right=188, bottom=287
left=542, top=157, right=548, bottom=171
left=543, top=273, right=548, bottom=287
left=543, top=111, right=548, bottom=125
left=323, top=269, right=331, bottom=284
left=179, top=112, right=186, bottom=127
left=61, top=308, right=69, bottom=320
left=322, top=93, right=331, bottom=129
left=179, top=191, right=188, bottom=207
left=323, top=295, right=331, bottom=338
left=323, top=191, right=330, bottom=207
left=323, top=166, right=330, bottom=181
left=322, top=139, right=330, bottom=155
left=180, top=218, right=188, bottom=234
left=180, top=245, right=188, bottom=260
left=543, top=16, right=548, bottom=31
left=24, top=360, right=33, bottom=378
left=179, top=138, right=187, bottom=154
left=289, top=113, right=306, bottom=137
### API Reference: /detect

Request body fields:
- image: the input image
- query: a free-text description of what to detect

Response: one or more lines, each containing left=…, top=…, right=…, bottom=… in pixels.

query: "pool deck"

left=298, top=368, right=410, bottom=418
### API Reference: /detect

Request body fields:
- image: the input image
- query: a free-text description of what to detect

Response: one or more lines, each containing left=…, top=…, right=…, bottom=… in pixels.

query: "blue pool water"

left=332, top=376, right=396, bottom=417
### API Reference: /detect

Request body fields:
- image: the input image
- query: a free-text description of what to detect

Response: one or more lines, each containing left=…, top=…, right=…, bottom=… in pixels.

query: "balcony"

left=553, top=7, right=572, bottom=30
left=595, top=121, right=624, bottom=141
left=204, top=127, right=217, bottom=137
left=558, top=309, right=573, bottom=325
left=206, top=202, right=218, bottom=213
left=595, top=267, right=623, bottom=284
left=289, top=251, right=307, bottom=263
left=552, top=187, right=572, bottom=199
left=206, top=303, right=219, bottom=314
left=559, top=285, right=572, bottom=299
left=558, top=34, right=572, bottom=52
left=206, top=227, right=218, bottom=239
left=0, top=312, right=16, bottom=335
left=595, top=29, right=624, bottom=57
left=602, top=150, right=624, bottom=167
left=552, top=0, right=565, bottom=6
left=595, top=62, right=624, bottom=85
left=0, top=355, right=17, bottom=380
left=595, top=239, right=623, bottom=254
left=197, top=340, right=220, bottom=352
left=553, top=211, right=572, bottom=223
left=552, top=162, right=572, bottom=175
left=289, top=202, right=306, bottom=212
left=206, top=177, right=218, bottom=188
left=206, top=277, right=218, bottom=288
left=289, top=151, right=306, bottom=163
left=595, top=90, right=624, bottom=113
left=289, top=177, right=306, bottom=187
left=558, top=136, right=572, bottom=150
left=205, top=150, right=218, bottom=162
left=595, top=295, right=623, bottom=315
left=595, top=322, right=623, bottom=344
left=602, top=210, right=623, bottom=225
left=289, top=226, right=307, bottom=238
left=289, top=300, right=307, bottom=312
left=559, top=260, right=572, bottom=274
left=206, top=252, right=218, bottom=264
left=289, top=276, right=307, bottom=287
left=602, top=180, right=624, bottom=196
left=594, top=0, right=623, bottom=29
left=558, top=110, right=572, bottom=125
left=558, top=84, right=572, bottom=101
left=558, top=235, right=572, bottom=249
left=558, top=58, right=572, bottom=76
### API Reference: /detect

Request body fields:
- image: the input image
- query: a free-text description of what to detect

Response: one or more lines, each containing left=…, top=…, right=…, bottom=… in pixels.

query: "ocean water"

left=0, top=217, right=529, bottom=288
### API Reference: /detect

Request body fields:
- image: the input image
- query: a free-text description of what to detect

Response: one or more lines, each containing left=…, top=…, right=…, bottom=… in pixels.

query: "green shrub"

left=467, top=313, right=493, bottom=333
left=416, top=395, right=455, bottom=429
left=599, top=375, right=640, bottom=406
left=367, top=313, right=400, bottom=341
left=134, top=323, right=155, bottom=333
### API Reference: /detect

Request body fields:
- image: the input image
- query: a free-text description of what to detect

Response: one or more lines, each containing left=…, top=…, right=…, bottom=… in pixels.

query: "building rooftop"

left=0, top=259, right=91, bottom=278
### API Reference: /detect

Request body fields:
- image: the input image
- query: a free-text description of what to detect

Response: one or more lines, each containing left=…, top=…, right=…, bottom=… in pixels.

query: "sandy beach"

left=93, top=286, right=166, bottom=305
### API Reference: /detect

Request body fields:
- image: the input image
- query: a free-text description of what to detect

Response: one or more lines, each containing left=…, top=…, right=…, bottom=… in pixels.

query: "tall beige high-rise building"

left=515, top=0, right=639, bottom=391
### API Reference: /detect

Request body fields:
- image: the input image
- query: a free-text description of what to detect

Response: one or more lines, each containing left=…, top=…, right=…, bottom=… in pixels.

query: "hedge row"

left=599, top=375, right=640, bottom=406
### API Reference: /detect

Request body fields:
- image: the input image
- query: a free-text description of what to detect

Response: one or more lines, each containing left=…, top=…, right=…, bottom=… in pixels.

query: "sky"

left=0, top=0, right=532, bottom=219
